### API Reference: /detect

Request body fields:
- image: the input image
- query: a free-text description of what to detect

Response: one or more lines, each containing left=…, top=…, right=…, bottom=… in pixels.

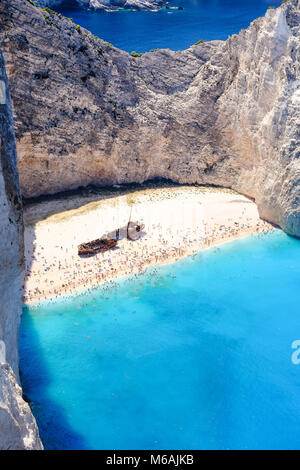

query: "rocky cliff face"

left=35, top=0, right=167, bottom=11
left=0, top=0, right=299, bottom=237
left=0, top=48, right=42, bottom=449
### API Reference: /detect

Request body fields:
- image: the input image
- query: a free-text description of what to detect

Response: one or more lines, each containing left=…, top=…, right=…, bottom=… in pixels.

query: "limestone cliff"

left=0, top=0, right=299, bottom=236
left=0, top=49, right=42, bottom=449
left=35, top=0, right=167, bottom=11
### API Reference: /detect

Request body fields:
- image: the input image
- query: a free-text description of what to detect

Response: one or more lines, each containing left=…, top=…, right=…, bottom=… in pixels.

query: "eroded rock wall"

left=0, top=48, right=42, bottom=450
left=0, top=0, right=299, bottom=236
left=0, top=364, right=43, bottom=450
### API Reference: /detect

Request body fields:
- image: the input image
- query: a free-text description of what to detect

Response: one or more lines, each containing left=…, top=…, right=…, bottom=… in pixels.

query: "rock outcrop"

left=0, top=0, right=299, bottom=236
left=0, top=364, right=43, bottom=450
left=35, top=0, right=167, bottom=11
left=0, top=48, right=42, bottom=449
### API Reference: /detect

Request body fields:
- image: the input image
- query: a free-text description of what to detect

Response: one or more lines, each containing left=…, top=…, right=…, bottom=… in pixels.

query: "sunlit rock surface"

left=0, top=364, right=43, bottom=450
left=0, top=0, right=299, bottom=236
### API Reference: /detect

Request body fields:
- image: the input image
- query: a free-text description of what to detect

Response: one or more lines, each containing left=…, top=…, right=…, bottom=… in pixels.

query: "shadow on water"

left=20, top=180, right=152, bottom=448
left=19, top=179, right=186, bottom=449
left=20, top=306, right=89, bottom=450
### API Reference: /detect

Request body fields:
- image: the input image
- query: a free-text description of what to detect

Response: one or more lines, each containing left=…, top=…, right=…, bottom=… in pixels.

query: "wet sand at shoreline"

left=23, top=186, right=274, bottom=305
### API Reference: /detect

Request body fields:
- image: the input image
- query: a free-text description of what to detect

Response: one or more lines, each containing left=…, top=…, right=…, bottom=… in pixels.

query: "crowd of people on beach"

left=22, top=208, right=273, bottom=306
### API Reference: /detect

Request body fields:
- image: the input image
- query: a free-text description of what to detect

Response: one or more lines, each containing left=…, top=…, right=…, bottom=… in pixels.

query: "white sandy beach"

left=23, top=186, right=274, bottom=304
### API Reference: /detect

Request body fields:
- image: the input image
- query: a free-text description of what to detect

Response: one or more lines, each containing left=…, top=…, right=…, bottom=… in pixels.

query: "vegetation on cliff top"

left=131, top=51, right=143, bottom=57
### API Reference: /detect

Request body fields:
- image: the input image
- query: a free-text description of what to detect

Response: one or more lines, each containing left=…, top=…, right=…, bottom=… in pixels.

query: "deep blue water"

left=56, top=0, right=282, bottom=52
left=20, top=230, right=300, bottom=450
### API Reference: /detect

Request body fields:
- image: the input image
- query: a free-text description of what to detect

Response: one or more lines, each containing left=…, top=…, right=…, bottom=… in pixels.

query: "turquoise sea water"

left=20, top=230, right=300, bottom=450
left=57, top=0, right=282, bottom=53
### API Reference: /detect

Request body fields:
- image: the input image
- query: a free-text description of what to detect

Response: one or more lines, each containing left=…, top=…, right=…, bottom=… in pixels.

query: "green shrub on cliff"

left=43, top=14, right=59, bottom=29
left=42, top=7, right=56, bottom=15
left=131, top=51, right=143, bottom=58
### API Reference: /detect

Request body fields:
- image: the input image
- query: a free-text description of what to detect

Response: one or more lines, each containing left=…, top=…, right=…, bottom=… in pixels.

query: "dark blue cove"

left=56, top=0, right=282, bottom=52
left=20, top=232, right=300, bottom=450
